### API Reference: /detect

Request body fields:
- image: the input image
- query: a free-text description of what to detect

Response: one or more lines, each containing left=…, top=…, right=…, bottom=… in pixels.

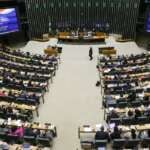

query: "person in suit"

left=110, top=126, right=121, bottom=140
left=127, top=109, right=134, bottom=118
left=95, top=126, right=110, bottom=142
left=131, top=129, right=137, bottom=139
left=134, top=109, right=142, bottom=119
left=110, top=110, right=119, bottom=119
left=89, top=47, right=93, bottom=60
left=128, top=91, right=136, bottom=102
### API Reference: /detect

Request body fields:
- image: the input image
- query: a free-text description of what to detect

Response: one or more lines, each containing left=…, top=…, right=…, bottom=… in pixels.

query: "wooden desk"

left=9, top=144, right=39, bottom=150
left=0, top=141, right=39, bottom=150
left=0, top=118, right=56, bottom=134
left=58, top=32, right=106, bottom=42
left=99, top=47, right=117, bottom=56
left=58, top=32, right=70, bottom=36
left=44, top=47, right=58, bottom=56
left=78, top=124, right=150, bottom=139
left=0, top=101, right=39, bottom=116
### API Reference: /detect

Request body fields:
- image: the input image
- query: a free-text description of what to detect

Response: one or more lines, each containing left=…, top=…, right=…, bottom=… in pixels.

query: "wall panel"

left=24, top=0, right=140, bottom=39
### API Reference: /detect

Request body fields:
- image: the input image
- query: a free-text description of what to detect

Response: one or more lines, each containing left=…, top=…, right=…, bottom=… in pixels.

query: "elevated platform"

left=58, top=32, right=107, bottom=43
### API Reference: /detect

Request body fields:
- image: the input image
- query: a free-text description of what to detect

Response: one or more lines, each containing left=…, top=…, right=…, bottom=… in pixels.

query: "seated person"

left=19, top=80, right=24, bottom=87
left=8, top=90, right=13, bottom=97
left=27, top=80, right=32, bottom=87
left=110, top=110, right=119, bottom=119
left=131, top=129, right=137, bottom=139
left=147, top=130, right=150, bottom=138
left=19, top=91, right=28, bottom=99
left=110, top=126, right=121, bottom=140
left=123, top=128, right=137, bottom=139
left=128, top=91, right=136, bottom=102
left=138, top=130, right=149, bottom=139
left=127, top=109, right=134, bottom=118
left=0, top=142, right=9, bottom=150
left=6, top=107, right=13, bottom=114
left=8, top=126, right=24, bottom=137
left=24, top=125, right=36, bottom=137
left=134, top=109, right=142, bottom=118
left=0, top=91, right=6, bottom=96
left=45, top=130, right=53, bottom=140
left=38, top=130, right=47, bottom=138
left=95, top=126, right=110, bottom=142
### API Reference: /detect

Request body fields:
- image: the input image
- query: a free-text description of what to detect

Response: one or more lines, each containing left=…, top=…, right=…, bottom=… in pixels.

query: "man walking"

left=89, top=47, right=93, bottom=60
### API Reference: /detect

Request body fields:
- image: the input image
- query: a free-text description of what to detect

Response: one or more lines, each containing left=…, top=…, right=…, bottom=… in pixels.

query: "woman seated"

left=110, top=126, right=121, bottom=140
left=8, top=126, right=24, bottom=137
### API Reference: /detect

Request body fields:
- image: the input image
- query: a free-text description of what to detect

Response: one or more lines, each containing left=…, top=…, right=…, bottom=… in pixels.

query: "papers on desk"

left=138, top=92, right=144, bottom=98
left=114, top=95, right=120, bottom=99
left=7, top=118, right=11, bottom=125
left=109, top=123, right=115, bottom=129
left=7, top=118, right=22, bottom=126
left=83, top=127, right=92, bottom=132
left=108, top=107, right=114, bottom=111
left=118, top=125, right=130, bottom=132
left=104, top=69, right=111, bottom=73
left=95, top=124, right=102, bottom=131
left=135, top=124, right=150, bottom=130
left=108, top=84, right=117, bottom=88
left=49, top=124, right=55, bottom=130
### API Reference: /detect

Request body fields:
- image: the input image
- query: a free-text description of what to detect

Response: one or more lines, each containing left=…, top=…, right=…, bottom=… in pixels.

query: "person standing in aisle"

left=89, top=47, right=93, bottom=60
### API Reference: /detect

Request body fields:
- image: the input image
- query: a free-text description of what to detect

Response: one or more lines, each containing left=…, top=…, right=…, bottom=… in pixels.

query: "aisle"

left=34, top=44, right=102, bottom=149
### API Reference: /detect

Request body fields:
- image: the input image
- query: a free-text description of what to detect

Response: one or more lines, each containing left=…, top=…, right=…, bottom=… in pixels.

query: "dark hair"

left=131, top=129, right=136, bottom=139
left=148, top=130, right=150, bottom=138
left=100, top=126, right=104, bottom=131
left=114, top=126, right=119, bottom=132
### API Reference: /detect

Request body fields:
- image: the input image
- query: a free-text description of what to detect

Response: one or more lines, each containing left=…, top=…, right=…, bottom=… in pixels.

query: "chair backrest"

left=130, top=100, right=141, bottom=107
left=112, top=139, right=125, bottom=149
left=110, top=118, right=121, bottom=125
left=0, top=131, right=7, bottom=140
left=37, top=137, right=50, bottom=147
left=95, top=140, right=107, bottom=148
left=137, top=116, right=148, bottom=124
left=6, top=134, right=23, bottom=144
left=117, top=102, right=127, bottom=108
left=57, top=47, right=62, bottom=53
left=122, top=117, right=135, bottom=125
left=124, top=139, right=140, bottom=149
left=23, top=135, right=36, bottom=145
left=107, top=100, right=117, bottom=108
left=141, top=138, right=150, bottom=148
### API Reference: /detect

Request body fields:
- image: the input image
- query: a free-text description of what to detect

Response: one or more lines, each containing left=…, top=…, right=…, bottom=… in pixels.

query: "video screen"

left=146, top=11, right=150, bottom=32
left=0, top=8, right=19, bottom=35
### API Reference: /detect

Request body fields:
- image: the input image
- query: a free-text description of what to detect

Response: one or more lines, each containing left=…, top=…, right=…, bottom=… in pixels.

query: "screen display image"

left=146, top=11, right=150, bottom=32
left=0, top=8, right=19, bottom=35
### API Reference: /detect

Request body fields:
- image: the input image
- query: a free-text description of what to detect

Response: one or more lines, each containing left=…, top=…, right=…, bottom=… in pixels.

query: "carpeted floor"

left=21, top=36, right=145, bottom=150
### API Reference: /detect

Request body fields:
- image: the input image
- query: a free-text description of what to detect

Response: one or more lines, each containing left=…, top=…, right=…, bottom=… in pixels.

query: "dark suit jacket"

left=95, top=131, right=110, bottom=141
left=110, top=131, right=121, bottom=140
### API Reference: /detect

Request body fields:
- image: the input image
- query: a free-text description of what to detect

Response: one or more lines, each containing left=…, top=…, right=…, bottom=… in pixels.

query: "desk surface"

left=79, top=123, right=150, bottom=134
left=0, top=101, right=36, bottom=111
left=58, top=32, right=106, bottom=42
left=0, top=118, right=55, bottom=131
